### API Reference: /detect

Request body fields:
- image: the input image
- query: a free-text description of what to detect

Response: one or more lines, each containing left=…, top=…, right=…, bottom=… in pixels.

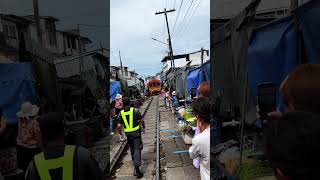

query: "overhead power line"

left=176, top=0, right=202, bottom=41
left=169, top=0, right=177, bottom=27
left=174, top=0, right=196, bottom=38
left=172, top=0, right=184, bottom=34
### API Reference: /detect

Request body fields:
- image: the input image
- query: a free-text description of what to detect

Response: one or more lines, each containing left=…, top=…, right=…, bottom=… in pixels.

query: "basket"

left=182, top=132, right=193, bottom=144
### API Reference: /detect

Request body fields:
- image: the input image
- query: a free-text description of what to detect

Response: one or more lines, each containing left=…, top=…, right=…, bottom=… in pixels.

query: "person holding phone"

left=258, top=64, right=320, bottom=121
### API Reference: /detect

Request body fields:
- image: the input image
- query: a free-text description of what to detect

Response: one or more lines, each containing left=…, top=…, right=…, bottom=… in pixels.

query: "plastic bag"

left=218, top=146, right=240, bottom=175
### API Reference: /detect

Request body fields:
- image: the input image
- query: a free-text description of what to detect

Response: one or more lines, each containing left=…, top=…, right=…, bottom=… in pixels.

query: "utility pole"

left=100, top=41, right=103, bottom=50
left=77, top=24, right=83, bottom=74
left=200, top=47, right=206, bottom=81
left=155, top=8, right=175, bottom=71
left=33, top=0, right=42, bottom=44
left=201, top=47, right=204, bottom=66
left=77, top=24, right=84, bottom=115
left=290, top=0, right=299, bottom=10
left=119, top=51, right=123, bottom=75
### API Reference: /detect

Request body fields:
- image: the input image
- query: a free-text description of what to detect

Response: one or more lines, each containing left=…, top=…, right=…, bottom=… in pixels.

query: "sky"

left=110, top=0, right=210, bottom=77
left=0, top=0, right=109, bottom=49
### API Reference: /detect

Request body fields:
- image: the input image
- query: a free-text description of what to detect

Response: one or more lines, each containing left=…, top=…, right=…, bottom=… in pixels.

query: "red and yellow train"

left=147, top=79, right=161, bottom=95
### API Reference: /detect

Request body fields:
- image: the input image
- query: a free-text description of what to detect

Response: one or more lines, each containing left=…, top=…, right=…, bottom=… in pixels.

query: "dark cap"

left=123, top=97, right=131, bottom=107
left=192, top=97, right=212, bottom=123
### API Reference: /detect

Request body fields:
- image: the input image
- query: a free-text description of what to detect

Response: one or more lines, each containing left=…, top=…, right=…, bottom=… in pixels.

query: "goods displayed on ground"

left=173, top=102, right=197, bottom=145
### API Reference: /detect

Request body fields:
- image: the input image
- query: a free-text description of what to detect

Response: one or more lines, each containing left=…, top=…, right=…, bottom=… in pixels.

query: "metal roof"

left=54, top=49, right=107, bottom=78
left=54, top=55, right=96, bottom=78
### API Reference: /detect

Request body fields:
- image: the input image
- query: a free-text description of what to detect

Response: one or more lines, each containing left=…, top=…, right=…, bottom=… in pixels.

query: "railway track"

left=110, top=96, right=160, bottom=179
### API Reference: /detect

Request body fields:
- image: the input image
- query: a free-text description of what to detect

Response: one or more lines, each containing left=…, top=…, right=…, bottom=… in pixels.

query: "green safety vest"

left=120, top=107, right=140, bottom=133
left=34, top=145, right=76, bottom=180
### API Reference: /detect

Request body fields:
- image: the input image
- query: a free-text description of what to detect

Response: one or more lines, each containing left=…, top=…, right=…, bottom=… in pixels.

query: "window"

left=67, top=38, right=71, bottom=48
left=3, top=24, right=17, bottom=39
left=9, top=26, right=17, bottom=39
left=71, top=37, right=77, bottom=50
left=277, top=10, right=284, bottom=15
left=3, top=25, right=9, bottom=37
left=48, top=31, right=57, bottom=46
left=45, top=20, right=57, bottom=46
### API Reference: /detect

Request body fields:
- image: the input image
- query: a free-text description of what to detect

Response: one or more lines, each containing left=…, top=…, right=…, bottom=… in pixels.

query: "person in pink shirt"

left=115, top=94, right=123, bottom=116
left=16, top=102, right=42, bottom=172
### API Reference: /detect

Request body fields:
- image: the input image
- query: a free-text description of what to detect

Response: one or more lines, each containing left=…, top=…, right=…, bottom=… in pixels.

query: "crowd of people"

left=161, top=82, right=211, bottom=180
left=0, top=102, right=105, bottom=180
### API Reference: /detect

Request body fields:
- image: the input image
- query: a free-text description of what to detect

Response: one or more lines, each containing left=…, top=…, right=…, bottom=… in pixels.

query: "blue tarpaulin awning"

left=203, top=61, right=210, bottom=81
left=187, top=61, right=210, bottom=94
left=248, top=18, right=298, bottom=112
left=187, top=67, right=203, bottom=95
left=0, top=63, right=38, bottom=124
left=110, top=80, right=121, bottom=101
left=295, top=0, right=320, bottom=64
left=186, top=62, right=210, bottom=95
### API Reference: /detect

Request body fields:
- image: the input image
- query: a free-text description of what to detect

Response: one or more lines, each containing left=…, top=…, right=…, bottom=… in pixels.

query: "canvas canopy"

left=248, top=17, right=297, bottom=117
left=294, top=0, right=320, bottom=64
left=110, top=81, right=121, bottom=101
left=0, top=63, right=38, bottom=124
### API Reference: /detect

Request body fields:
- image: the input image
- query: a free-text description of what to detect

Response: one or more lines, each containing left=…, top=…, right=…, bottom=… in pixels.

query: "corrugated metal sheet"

left=54, top=55, right=96, bottom=78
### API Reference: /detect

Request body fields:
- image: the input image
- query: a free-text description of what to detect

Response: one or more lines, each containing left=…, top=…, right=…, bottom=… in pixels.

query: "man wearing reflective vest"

left=117, top=97, right=145, bottom=178
left=25, top=112, right=104, bottom=180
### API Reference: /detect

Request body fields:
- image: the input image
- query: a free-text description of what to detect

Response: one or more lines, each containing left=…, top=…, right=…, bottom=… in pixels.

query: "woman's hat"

left=115, top=94, right=123, bottom=100
left=16, top=102, right=39, bottom=118
left=172, top=91, right=177, bottom=96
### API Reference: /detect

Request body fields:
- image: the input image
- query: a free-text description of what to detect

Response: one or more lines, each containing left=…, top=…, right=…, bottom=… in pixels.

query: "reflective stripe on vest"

left=34, top=145, right=76, bottom=180
left=120, top=107, right=140, bottom=133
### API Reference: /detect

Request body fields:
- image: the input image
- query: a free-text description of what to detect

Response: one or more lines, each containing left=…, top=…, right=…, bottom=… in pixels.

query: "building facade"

left=0, top=14, right=92, bottom=62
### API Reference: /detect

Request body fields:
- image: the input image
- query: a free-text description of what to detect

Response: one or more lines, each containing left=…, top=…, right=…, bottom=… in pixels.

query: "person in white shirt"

left=189, top=97, right=210, bottom=180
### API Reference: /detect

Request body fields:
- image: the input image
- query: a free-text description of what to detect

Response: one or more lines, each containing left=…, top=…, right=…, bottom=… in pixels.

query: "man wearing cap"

left=25, top=112, right=104, bottom=180
left=117, top=97, right=145, bottom=178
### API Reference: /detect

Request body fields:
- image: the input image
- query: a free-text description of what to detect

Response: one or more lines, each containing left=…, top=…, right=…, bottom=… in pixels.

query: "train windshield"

left=152, top=82, right=160, bottom=86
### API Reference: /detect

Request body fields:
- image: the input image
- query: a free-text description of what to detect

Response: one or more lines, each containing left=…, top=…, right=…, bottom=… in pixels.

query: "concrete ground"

left=114, top=97, right=157, bottom=180
left=159, top=98, right=200, bottom=180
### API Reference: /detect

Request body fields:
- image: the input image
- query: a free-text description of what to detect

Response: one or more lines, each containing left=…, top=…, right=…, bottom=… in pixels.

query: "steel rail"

left=156, top=96, right=160, bottom=180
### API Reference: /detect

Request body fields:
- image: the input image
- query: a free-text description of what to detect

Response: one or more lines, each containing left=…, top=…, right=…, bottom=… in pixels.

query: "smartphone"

left=191, top=88, right=197, bottom=99
left=258, top=82, right=277, bottom=120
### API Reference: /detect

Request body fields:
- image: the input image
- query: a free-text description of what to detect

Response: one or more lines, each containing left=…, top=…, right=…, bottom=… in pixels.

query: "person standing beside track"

left=189, top=97, right=211, bottom=180
left=117, top=97, right=145, bottom=178
left=115, top=94, right=123, bottom=117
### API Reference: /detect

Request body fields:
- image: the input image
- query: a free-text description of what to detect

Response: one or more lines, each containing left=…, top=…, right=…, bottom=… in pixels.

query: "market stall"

left=211, top=0, right=320, bottom=179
